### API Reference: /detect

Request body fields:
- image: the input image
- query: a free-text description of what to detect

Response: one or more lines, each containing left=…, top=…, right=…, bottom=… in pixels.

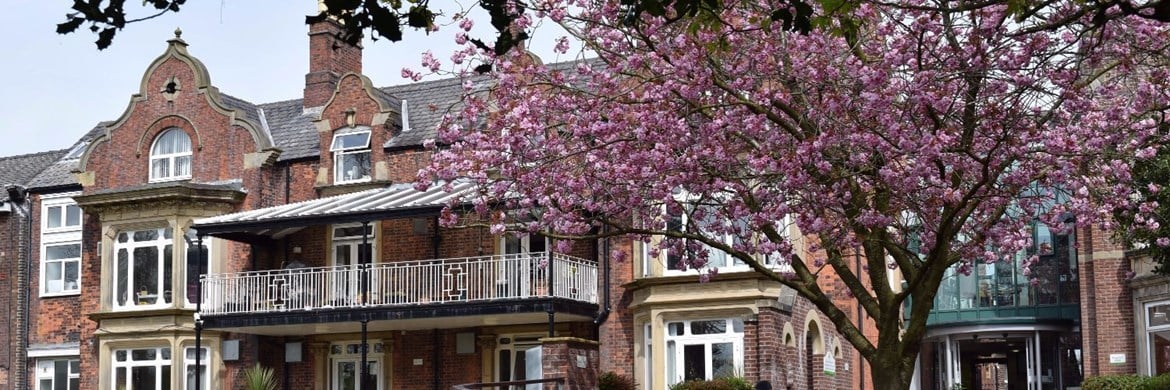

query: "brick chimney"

left=304, top=13, right=362, bottom=109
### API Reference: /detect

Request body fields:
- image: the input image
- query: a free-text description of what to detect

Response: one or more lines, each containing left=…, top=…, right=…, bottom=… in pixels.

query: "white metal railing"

left=199, top=252, right=598, bottom=315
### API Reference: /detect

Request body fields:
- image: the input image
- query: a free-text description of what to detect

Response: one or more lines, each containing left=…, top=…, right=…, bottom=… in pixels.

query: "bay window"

left=113, top=347, right=171, bottom=390
left=1147, top=302, right=1170, bottom=375
left=114, top=228, right=173, bottom=309
left=665, top=318, right=744, bottom=385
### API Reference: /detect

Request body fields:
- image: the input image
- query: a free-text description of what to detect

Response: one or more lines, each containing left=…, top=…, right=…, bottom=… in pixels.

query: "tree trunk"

left=870, top=352, right=915, bottom=390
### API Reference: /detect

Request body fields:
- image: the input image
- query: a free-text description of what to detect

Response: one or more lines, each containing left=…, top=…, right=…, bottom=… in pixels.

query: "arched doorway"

left=805, top=321, right=822, bottom=390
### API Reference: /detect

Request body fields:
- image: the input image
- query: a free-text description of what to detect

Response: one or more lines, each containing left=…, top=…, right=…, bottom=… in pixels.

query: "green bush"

left=599, top=371, right=638, bottom=390
left=668, top=377, right=753, bottom=390
left=1082, top=374, right=1147, bottom=390
left=1142, top=373, right=1170, bottom=390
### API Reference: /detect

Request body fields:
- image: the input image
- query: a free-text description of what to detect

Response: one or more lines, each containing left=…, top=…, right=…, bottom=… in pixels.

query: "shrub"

left=1082, top=374, right=1147, bottom=390
left=668, top=377, right=753, bottom=390
left=1142, top=373, right=1170, bottom=390
left=242, top=364, right=278, bottom=390
left=599, top=371, right=638, bottom=390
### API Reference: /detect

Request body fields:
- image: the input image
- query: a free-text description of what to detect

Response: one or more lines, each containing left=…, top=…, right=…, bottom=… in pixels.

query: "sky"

left=0, top=1, right=571, bottom=158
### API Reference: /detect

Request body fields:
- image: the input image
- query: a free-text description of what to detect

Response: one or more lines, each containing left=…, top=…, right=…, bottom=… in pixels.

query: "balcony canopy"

left=193, top=180, right=474, bottom=243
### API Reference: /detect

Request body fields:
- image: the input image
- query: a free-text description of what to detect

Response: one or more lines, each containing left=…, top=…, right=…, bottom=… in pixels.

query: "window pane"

left=186, top=237, right=207, bottom=305
left=54, top=361, right=67, bottom=390
left=135, top=230, right=159, bottom=241
left=46, top=244, right=81, bottom=260
left=132, top=366, right=156, bottom=390
left=164, top=245, right=173, bottom=304
left=132, top=349, right=157, bottom=361
left=337, top=151, right=371, bottom=182
left=691, top=320, right=726, bottom=335
left=47, top=207, right=61, bottom=229
left=1152, top=304, right=1170, bottom=327
left=666, top=341, right=677, bottom=384
left=332, top=132, right=371, bottom=150
left=39, top=379, right=51, bottom=390
left=1151, top=331, right=1170, bottom=375
left=711, top=342, right=735, bottom=378
left=64, top=262, right=79, bottom=290
left=65, top=205, right=81, bottom=227
left=134, top=247, right=160, bottom=304
left=117, top=249, right=129, bottom=306
left=498, top=350, right=512, bottom=381
left=152, top=158, right=169, bottom=179
left=668, top=322, right=684, bottom=336
left=46, top=261, right=63, bottom=293
left=175, top=155, right=191, bottom=178
left=682, top=344, right=705, bottom=381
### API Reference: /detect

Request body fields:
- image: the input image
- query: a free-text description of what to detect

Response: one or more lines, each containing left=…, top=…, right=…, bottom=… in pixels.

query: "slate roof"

left=0, top=149, right=68, bottom=201
left=26, top=122, right=108, bottom=191
left=26, top=58, right=599, bottom=190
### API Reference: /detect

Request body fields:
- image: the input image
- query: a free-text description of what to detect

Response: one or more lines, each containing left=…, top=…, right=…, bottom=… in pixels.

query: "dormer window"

left=331, top=129, right=372, bottom=184
left=149, top=128, right=192, bottom=182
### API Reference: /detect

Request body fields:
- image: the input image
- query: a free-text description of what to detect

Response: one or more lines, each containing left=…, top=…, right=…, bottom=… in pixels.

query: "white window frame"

left=112, top=228, right=173, bottom=310
left=36, top=357, right=80, bottom=390
left=40, top=195, right=82, bottom=297
left=149, top=128, right=193, bottom=182
left=331, top=130, right=372, bottom=184
left=42, top=197, right=82, bottom=233
left=182, top=230, right=211, bottom=308
left=1146, top=301, right=1170, bottom=375
left=663, top=318, right=745, bottom=386
left=112, top=347, right=172, bottom=390
left=183, top=346, right=209, bottom=390
left=654, top=199, right=749, bottom=276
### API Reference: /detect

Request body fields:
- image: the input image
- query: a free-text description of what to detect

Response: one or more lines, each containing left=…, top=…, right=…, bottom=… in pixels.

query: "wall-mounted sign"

left=823, top=354, right=837, bottom=376
left=1110, top=353, right=1127, bottom=364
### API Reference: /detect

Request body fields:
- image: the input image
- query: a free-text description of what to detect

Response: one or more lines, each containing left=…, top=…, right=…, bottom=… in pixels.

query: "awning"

left=193, top=180, right=475, bottom=243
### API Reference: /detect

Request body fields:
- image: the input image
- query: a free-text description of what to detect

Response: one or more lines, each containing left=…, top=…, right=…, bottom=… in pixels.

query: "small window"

left=150, top=128, right=193, bottom=182
left=36, top=358, right=79, bottom=390
left=44, top=203, right=81, bottom=231
left=331, top=130, right=372, bottom=184
left=43, top=243, right=81, bottom=295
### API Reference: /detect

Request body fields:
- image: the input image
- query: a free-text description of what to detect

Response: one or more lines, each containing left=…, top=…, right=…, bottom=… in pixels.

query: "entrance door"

left=332, top=358, right=381, bottom=390
left=497, top=335, right=543, bottom=390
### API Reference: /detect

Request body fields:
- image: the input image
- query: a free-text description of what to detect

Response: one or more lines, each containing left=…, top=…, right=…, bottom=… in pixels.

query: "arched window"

left=150, top=128, right=192, bottom=182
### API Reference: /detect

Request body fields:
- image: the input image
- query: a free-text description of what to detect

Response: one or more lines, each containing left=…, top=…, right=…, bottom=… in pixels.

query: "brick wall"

left=1080, top=224, right=1137, bottom=376
left=540, top=338, right=600, bottom=390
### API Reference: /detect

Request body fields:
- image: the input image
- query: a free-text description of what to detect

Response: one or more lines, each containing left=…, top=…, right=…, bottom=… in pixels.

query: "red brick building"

left=4, top=15, right=861, bottom=390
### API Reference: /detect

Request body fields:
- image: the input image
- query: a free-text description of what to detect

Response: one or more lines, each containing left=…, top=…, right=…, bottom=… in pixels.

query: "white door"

left=332, top=358, right=381, bottom=390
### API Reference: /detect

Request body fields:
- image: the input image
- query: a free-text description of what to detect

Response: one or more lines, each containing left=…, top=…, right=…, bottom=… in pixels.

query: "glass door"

left=332, top=358, right=381, bottom=390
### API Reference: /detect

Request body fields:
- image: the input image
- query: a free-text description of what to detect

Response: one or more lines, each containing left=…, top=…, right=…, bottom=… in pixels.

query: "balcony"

left=197, top=252, right=600, bottom=334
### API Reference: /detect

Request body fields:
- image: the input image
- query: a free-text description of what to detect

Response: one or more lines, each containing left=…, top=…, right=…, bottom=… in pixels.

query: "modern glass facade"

left=918, top=220, right=1083, bottom=390
left=928, top=221, right=1079, bottom=326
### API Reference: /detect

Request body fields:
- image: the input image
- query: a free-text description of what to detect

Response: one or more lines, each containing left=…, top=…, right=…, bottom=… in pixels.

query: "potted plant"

left=243, top=364, right=278, bottom=390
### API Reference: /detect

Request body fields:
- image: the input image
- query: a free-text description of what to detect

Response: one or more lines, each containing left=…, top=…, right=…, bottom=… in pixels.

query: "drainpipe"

left=7, top=185, right=30, bottom=390
left=195, top=234, right=205, bottom=390
left=432, top=329, right=440, bottom=390
left=593, top=232, right=611, bottom=326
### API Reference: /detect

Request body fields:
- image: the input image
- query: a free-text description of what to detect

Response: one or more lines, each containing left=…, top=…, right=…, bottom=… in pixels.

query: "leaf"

left=96, top=27, right=116, bottom=50
left=56, top=17, right=86, bottom=34
left=406, top=5, right=434, bottom=30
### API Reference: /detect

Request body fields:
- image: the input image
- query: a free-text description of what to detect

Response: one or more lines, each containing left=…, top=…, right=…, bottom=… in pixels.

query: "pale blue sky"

left=0, top=1, right=570, bottom=157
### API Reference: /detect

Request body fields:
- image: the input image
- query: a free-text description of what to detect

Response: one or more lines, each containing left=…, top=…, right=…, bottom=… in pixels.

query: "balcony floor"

left=200, top=297, right=598, bottom=336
